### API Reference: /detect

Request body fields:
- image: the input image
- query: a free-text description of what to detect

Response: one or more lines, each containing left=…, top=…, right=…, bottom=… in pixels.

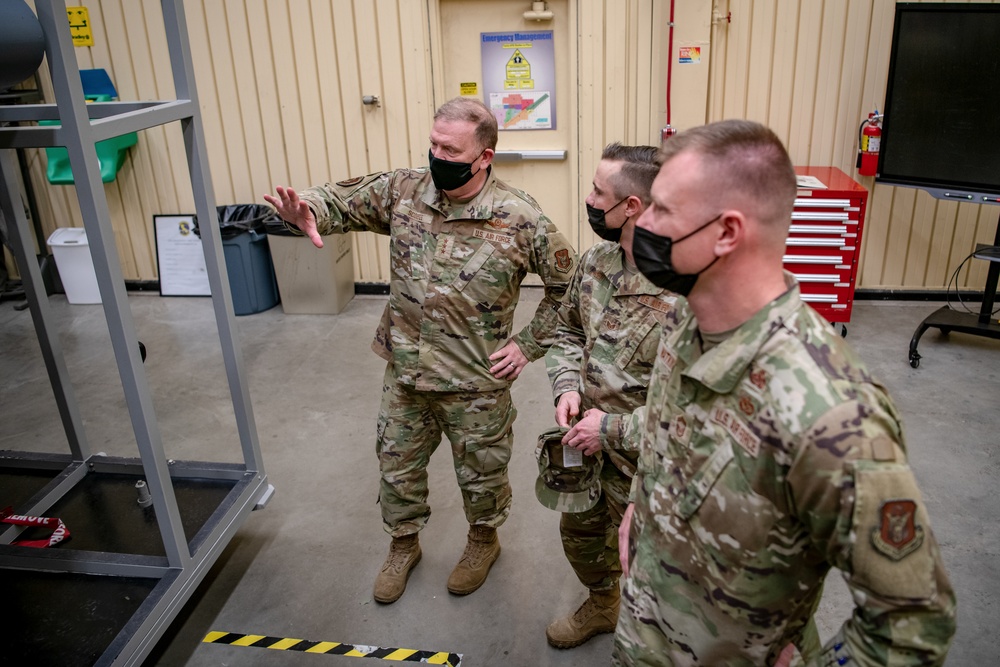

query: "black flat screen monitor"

left=877, top=3, right=1000, bottom=205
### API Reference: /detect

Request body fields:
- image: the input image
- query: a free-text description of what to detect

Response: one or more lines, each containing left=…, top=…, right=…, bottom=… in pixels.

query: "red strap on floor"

left=0, top=506, right=70, bottom=547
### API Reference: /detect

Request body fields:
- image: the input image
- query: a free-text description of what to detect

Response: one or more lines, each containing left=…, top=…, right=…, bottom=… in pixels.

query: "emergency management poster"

left=480, top=31, right=555, bottom=131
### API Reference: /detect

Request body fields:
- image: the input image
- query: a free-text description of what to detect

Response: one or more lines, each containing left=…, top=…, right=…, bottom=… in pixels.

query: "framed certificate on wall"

left=153, top=214, right=211, bottom=296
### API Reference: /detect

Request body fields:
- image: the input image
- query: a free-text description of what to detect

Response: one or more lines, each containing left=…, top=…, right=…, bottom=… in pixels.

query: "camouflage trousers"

left=375, top=365, right=516, bottom=538
left=560, top=456, right=631, bottom=593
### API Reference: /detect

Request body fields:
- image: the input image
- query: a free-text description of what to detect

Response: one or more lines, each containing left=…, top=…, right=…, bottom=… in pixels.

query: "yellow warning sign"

left=67, top=6, right=94, bottom=47
left=504, top=49, right=534, bottom=90
left=459, top=82, right=478, bottom=97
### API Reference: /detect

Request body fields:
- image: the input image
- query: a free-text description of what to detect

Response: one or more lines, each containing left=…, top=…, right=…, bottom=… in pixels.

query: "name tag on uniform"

left=710, top=406, right=760, bottom=458
left=396, top=204, right=432, bottom=226
left=474, top=228, right=514, bottom=246
left=637, top=294, right=674, bottom=314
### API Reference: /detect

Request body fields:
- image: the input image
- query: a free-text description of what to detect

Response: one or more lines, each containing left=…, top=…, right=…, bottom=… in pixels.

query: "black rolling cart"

left=908, top=218, right=1000, bottom=368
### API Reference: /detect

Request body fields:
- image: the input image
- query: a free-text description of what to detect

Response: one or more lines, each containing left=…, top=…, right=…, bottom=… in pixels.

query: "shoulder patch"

left=872, top=499, right=925, bottom=560
left=554, top=248, right=573, bottom=273
left=850, top=465, right=935, bottom=601
left=336, top=176, right=365, bottom=187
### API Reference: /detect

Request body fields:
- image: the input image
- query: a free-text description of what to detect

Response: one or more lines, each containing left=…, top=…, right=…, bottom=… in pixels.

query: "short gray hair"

left=434, top=98, right=499, bottom=151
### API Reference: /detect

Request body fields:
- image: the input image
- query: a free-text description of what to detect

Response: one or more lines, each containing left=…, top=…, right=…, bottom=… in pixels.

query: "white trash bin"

left=46, top=227, right=102, bottom=304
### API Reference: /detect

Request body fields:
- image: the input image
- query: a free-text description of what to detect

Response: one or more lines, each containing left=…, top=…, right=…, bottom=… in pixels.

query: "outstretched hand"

left=263, top=186, right=323, bottom=248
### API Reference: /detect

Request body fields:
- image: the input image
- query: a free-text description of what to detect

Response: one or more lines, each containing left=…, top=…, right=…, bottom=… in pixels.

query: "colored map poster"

left=481, top=31, right=555, bottom=130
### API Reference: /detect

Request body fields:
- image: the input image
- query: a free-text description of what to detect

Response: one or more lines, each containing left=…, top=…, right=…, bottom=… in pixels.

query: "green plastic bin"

left=41, top=94, right=138, bottom=184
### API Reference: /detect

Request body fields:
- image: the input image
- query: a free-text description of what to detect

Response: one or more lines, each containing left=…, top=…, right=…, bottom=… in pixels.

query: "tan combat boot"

left=373, top=534, right=421, bottom=604
left=545, top=588, right=620, bottom=648
left=446, top=525, right=501, bottom=595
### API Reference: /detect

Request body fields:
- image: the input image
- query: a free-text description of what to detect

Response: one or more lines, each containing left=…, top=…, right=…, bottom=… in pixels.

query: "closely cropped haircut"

left=659, top=120, right=797, bottom=225
left=601, top=142, right=661, bottom=205
left=434, top=97, right=499, bottom=151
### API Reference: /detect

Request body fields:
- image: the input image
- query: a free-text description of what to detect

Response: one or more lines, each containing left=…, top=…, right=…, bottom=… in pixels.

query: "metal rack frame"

left=0, top=1, right=272, bottom=664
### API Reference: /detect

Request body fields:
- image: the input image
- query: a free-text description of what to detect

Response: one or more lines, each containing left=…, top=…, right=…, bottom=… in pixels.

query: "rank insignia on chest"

left=604, top=318, right=621, bottom=331
left=669, top=414, right=690, bottom=443
left=872, top=499, right=925, bottom=560
left=435, top=235, right=455, bottom=261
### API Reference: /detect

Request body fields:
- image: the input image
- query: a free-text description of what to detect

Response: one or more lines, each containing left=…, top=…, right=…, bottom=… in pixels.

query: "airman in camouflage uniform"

left=265, top=98, right=576, bottom=605
left=616, top=120, right=956, bottom=666
left=542, top=144, right=682, bottom=649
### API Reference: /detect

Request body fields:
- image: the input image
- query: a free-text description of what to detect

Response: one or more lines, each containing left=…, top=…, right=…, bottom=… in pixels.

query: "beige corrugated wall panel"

left=577, top=1, right=606, bottom=251
left=578, top=0, right=635, bottom=250
left=575, top=0, right=706, bottom=250
left=633, top=0, right=655, bottom=142
left=20, top=1, right=995, bottom=289
left=670, top=1, right=712, bottom=132
left=709, top=0, right=998, bottom=290
left=22, top=0, right=434, bottom=283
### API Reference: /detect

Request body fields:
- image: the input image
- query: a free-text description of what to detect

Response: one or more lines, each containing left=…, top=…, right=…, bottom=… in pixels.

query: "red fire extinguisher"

left=857, top=109, right=881, bottom=177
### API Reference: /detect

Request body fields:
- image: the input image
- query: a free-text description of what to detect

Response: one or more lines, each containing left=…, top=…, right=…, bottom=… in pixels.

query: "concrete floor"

left=1, top=287, right=998, bottom=666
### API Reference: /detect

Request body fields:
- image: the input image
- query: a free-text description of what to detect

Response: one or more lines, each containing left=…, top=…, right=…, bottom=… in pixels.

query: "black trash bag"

left=263, top=211, right=296, bottom=236
left=194, top=204, right=285, bottom=240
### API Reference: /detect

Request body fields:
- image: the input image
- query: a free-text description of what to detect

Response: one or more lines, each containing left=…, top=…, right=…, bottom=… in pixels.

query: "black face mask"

left=632, top=213, right=722, bottom=296
left=586, top=197, right=628, bottom=243
left=428, top=149, right=485, bottom=192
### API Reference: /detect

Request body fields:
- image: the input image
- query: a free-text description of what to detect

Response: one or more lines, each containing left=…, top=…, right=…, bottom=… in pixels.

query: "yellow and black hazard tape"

left=203, top=631, right=462, bottom=665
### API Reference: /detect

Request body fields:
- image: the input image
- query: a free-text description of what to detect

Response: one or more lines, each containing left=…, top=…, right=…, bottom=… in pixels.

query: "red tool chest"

left=787, top=167, right=869, bottom=327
